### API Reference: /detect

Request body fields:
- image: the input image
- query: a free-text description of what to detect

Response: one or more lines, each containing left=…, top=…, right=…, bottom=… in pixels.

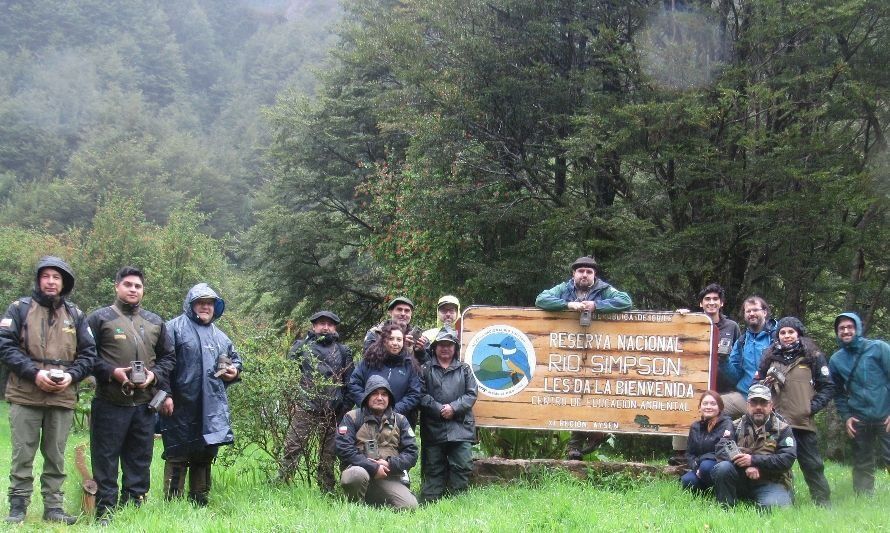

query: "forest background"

left=0, top=0, right=887, bottom=464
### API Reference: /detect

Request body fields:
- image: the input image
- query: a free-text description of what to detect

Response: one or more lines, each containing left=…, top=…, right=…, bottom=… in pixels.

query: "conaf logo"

left=467, top=325, right=535, bottom=398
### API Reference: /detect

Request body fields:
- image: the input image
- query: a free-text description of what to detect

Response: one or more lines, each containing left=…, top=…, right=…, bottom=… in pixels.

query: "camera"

left=766, top=366, right=786, bottom=386
left=716, top=438, right=740, bottom=461
left=129, top=360, right=147, bottom=385
left=48, top=369, right=65, bottom=383
left=213, top=355, right=233, bottom=378
left=580, top=309, right=592, bottom=327
left=365, top=439, right=379, bottom=459
left=148, top=390, right=169, bottom=412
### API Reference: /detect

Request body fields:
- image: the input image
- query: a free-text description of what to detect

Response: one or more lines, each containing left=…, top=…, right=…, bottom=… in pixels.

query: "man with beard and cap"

left=88, top=266, right=177, bottom=522
left=363, top=296, right=426, bottom=364
left=755, top=316, right=834, bottom=506
left=719, top=296, right=777, bottom=419
left=711, top=384, right=796, bottom=510
left=0, top=256, right=97, bottom=524
left=829, top=312, right=890, bottom=495
left=535, top=256, right=632, bottom=460
left=419, top=328, right=477, bottom=503
left=280, top=310, right=354, bottom=490
left=670, top=283, right=742, bottom=466
left=160, top=283, right=241, bottom=506
left=420, top=295, right=462, bottom=345
left=336, top=375, right=418, bottom=510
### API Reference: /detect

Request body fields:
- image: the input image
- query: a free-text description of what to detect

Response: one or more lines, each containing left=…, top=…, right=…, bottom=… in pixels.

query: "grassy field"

left=0, top=402, right=887, bottom=532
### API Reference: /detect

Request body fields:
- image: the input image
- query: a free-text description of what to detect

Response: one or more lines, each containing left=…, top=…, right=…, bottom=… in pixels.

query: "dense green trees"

left=252, top=0, right=888, bottom=341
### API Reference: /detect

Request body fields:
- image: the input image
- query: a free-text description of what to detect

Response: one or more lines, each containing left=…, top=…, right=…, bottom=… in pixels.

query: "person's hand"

left=135, top=370, right=155, bottom=389
left=884, top=415, right=890, bottom=433
left=846, top=417, right=859, bottom=439
left=414, top=335, right=428, bottom=351
left=745, top=466, right=760, bottom=480
left=567, top=302, right=583, bottom=312
left=112, top=367, right=131, bottom=384
left=732, top=453, right=753, bottom=468
left=440, top=404, right=455, bottom=420
left=160, top=397, right=174, bottom=416
left=35, top=370, right=67, bottom=392
left=676, top=308, right=690, bottom=315
left=404, top=334, right=415, bottom=347
left=221, top=366, right=239, bottom=382
left=374, top=460, right=390, bottom=479
left=580, top=301, right=596, bottom=312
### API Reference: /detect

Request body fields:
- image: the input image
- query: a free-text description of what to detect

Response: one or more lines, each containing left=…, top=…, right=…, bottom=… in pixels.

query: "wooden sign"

left=460, top=307, right=715, bottom=436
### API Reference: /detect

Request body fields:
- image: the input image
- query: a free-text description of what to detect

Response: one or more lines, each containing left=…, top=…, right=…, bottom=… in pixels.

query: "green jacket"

left=535, top=278, right=632, bottom=312
left=829, top=312, right=890, bottom=423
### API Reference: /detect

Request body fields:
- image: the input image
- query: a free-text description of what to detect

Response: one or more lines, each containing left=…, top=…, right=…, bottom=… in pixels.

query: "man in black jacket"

left=0, top=256, right=96, bottom=524
left=88, top=266, right=176, bottom=522
left=712, top=384, right=796, bottom=509
left=280, top=310, right=353, bottom=491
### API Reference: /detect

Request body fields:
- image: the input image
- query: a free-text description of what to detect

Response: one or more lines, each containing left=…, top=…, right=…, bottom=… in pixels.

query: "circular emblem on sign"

left=466, top=325, right=536, bottom=398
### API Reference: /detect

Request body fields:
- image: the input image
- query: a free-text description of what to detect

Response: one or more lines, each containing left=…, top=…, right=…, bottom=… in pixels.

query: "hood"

left=34, top=256, right=75, bottom=298
left=430, top=327, right=461, bottom=359
left=834, top=312, right=863, bottom=350
left=435, top=294, right=461, bottom=330
left=362, top=375, right=395, bottom=407
left=183, top=283, right=225, bottom=324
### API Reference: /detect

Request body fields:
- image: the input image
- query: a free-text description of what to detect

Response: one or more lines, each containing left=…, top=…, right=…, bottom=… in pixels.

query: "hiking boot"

left=43, top=508, right=78, bottom=525
left=5, top=497, right=27, bottom=524
left=667, top=451, right=687, bottom=466
left=188, top=492, right=209, bottom=507
left=567, top=449, right=583, bottom=461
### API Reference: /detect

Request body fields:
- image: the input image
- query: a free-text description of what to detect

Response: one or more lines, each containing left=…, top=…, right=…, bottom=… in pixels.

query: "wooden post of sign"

left=461, top=307, right=714, bottom=437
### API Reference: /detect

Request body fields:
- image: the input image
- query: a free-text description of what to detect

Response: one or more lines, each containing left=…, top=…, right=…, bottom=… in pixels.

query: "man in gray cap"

left=363, top=296, right=426, bottom=362
left=336, top=375, right=418, bottom=510
left=0, top=256, right=97, bottom=524
left=281, top=311, right=354, bottom=491
left=711, top=384, right=796, bottom=509
left=535, top=256, right=632, bottom=459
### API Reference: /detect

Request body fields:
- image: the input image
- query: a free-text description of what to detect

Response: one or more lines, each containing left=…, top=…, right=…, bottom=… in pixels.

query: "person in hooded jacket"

left=829, top=312, right=890, bottom=495
left=680, top=390, right=734, bottom=492
left=280, top=310, right=353, bottom=490
left=159, top=283, right=241, bottom=506
left=0, top=256, right=96, bottom=525
left=755, top=316, right=834, bottom=506
left=418, top=328, right=477, bottom=503
left=336, top=375, right=418, bottom=510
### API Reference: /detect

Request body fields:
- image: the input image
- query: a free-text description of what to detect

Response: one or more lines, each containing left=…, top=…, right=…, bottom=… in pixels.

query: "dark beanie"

left=776, top=316, right=806, bottom=337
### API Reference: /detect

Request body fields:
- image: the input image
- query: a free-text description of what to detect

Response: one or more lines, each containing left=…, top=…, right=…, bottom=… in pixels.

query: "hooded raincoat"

left=829, top=312, right=890, bottom=423
left=161, top=283, right=242, bottom=458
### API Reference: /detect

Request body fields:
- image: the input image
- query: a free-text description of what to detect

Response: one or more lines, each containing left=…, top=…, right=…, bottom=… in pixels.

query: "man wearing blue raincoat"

left=159, top=283, right=241, bottom=506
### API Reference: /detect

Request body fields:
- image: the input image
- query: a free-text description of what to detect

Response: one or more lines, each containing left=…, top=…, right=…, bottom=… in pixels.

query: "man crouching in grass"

left=335, top=376, right=418, bottom=509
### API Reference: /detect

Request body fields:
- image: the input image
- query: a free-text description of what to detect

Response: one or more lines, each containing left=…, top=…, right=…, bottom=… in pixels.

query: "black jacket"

left=685, top=414, right=734, bottom=471
left=287, top=331, right=353, bottom=412
left=420, top=356, right=477, bottom=445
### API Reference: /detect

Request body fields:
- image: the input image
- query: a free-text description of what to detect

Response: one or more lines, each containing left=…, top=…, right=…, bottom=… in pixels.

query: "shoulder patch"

left=783, top=436, right=794, bottom=447
left=406, top=426, right=415, bottom=438
left=0, top=318, right=11, bottom=328
left=820, top=366, right=830, bottom=376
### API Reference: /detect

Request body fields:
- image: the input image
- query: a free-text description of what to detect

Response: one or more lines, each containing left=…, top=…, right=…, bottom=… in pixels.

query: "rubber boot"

left=164, top=460, right=187, bottom=500
left=188, top=462, right=212, bottom=506
left=5, top=497, right=27, bottom=524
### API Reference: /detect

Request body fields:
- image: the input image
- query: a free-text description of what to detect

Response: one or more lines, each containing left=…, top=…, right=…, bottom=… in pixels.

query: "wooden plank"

left=460, top=306, right=714, bottom=436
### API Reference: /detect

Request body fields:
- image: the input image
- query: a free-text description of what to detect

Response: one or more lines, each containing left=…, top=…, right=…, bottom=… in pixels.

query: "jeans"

left=680, top=459, right=717, bottom=491
left=712, top=460, right=792, bottom=509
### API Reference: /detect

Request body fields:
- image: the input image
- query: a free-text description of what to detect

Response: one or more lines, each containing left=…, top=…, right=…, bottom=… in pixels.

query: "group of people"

left=0, top=254, right=887, bottom=521
left=281, top=295, right=477, bottom=509
left=0, top=258, right=241, bottom=525
left=532, top=257, right=888, bottom=510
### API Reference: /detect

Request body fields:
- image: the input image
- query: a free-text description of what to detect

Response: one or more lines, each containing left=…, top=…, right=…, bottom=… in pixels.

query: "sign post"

left=461, top=307, right=714, bottom=436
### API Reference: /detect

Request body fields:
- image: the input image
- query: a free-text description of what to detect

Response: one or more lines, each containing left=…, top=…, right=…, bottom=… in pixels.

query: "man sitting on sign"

left=535, top=255, right=632, bottom=460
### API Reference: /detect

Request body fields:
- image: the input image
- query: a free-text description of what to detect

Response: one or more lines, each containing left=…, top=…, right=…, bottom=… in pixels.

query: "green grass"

left=0, top=401, right=887, bottom=532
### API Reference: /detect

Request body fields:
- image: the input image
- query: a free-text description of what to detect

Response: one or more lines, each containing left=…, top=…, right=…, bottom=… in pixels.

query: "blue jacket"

left=535, top=278, right=632, bottom=312
left=829, top=312, right=890, bottom=423
left=349, top=354, right=421, bottom=417
left=721, top=319, right=776, bottom=394
left=160, top=284, right=242, bottom=457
